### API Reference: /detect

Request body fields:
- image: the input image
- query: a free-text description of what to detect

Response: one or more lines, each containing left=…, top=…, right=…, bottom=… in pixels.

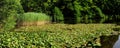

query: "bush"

left=53, top=7, right=64, bottom=23
left=0, top=0, right=24, bottom=31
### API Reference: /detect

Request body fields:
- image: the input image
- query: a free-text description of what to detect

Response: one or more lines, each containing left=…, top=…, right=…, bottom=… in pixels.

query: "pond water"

left=113, top=35, right=120, bottom=48
left=100, top=35, right=118, bottom=48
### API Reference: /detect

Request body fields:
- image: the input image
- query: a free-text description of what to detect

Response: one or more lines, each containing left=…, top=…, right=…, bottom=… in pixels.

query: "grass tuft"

left=18, top=12, right=51, bottom=22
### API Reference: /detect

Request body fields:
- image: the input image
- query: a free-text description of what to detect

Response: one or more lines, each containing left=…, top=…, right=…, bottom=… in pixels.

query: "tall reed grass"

left=18, top=12, right=51, bottom=22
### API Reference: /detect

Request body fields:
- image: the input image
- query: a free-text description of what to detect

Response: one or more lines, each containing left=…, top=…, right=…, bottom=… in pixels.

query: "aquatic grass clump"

left=18, top=12, right=51, bottom=22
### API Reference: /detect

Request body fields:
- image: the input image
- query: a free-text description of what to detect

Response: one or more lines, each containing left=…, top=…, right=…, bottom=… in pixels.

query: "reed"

left=18, top=12, right=51, bottom=22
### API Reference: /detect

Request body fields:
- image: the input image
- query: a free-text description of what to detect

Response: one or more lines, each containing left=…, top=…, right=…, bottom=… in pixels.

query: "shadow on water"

left=100, top=35, right=119, bottom=48
left=100, top=26, right=120, bottom=48
left=62, top=7, right=77, bottom=24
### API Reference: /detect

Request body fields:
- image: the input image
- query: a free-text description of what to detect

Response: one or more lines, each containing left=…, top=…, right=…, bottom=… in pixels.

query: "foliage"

left=18, top=12, right=51, bottom=22
left=73, top=1, right=82, bottom=23
left=93, top=0, right=120, bottom=23
left=0, top=24, right=116, bottom=48
left=0, top=0, right=24, bottom=31
left=20, top=0, right=120, bottom=23
left=20, top=0, right=53, bottom=14
left=53, top=7, right=64, bottom=23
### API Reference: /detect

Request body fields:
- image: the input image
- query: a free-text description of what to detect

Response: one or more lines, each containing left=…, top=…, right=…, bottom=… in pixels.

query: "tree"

left=0, top=0, right=24, bottom=31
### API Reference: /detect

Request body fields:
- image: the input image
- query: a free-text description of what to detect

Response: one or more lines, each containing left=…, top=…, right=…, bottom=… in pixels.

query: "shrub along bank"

left=0, top=0, right=23, bottom=31
left=21, top=0, right=120, bottom=23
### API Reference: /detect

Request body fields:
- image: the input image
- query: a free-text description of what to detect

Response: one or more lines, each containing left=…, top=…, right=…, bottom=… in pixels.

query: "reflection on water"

left=113, top=35, right=120, bottom=48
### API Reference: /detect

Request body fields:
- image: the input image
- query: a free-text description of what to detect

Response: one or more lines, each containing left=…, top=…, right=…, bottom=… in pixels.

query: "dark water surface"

left=100, top=35, right=119, bottom=48
left=113, top=35, right=120, bottom=48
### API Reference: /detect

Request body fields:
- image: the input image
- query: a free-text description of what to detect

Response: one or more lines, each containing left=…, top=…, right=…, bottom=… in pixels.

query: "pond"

left=113, top=35, right=120, bottom=48
left=100, top=35, right=119, bottom=48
